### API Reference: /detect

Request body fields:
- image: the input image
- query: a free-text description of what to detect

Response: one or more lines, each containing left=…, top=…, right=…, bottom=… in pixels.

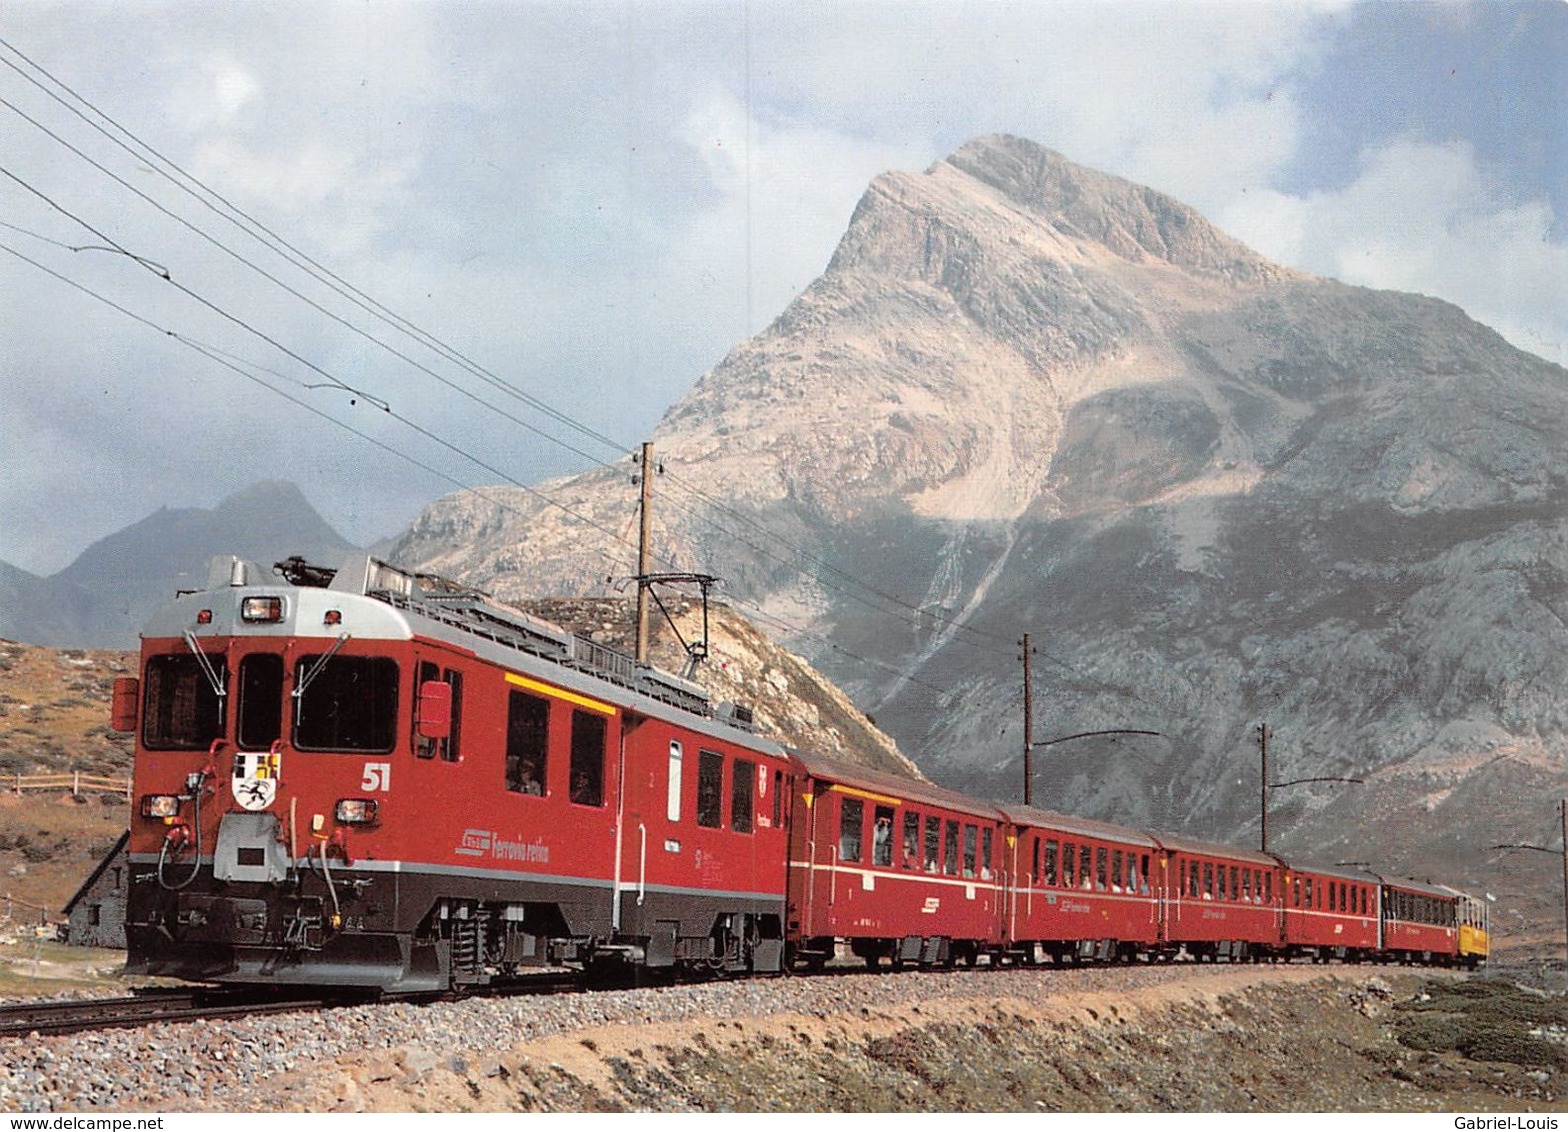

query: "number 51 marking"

left=361, top=762, right=392, bottom=792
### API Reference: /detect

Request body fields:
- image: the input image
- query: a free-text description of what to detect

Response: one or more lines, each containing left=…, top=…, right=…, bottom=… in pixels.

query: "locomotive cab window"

left=294, top=655, right=398, bottom=752
left=237, top=653, right=283, bottom=750
left=569, top=710, right=606, bottom=807
left=414, top=662, right=464, bottom=763
left=505, top=690, right=549, bottom=795
left=142, top=652, right=229, bottom=751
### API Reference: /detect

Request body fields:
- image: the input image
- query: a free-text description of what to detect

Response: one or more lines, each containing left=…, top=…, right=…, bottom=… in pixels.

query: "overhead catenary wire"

left=0, top=236, right=647, bottom=582
left=0, top=43, right=1162, bottom=714
left=0, top=38, right=631, bottom=461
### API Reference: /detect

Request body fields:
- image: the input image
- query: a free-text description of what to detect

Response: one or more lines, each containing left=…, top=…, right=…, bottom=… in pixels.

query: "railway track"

left=0, top=987, right=350, bottom=1038
left=0, top=967, right=602, bottom=1037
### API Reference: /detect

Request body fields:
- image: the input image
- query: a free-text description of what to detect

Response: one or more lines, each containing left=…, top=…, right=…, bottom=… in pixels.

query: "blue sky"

left=1, top=0, right=1564, bottom=574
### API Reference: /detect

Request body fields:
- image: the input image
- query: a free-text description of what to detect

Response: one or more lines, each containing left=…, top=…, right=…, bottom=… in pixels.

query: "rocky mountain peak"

left=393, top=136, right=1568, bottom=904
left=940, top=134, right=1280, bottom=279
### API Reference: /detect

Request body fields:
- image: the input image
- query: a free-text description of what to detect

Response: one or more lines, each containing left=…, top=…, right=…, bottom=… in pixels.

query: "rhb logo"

left=456, top=828, right=492, bottom=857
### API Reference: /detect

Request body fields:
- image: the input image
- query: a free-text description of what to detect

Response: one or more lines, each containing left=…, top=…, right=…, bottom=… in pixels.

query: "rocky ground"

left=1, top=961, right=1563, bottom=1113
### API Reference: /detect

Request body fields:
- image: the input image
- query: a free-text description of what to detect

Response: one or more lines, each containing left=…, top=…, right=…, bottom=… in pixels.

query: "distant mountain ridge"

left=0, top=481, right=357, bottom=647
left=390, top=134, right=1568, bottom=893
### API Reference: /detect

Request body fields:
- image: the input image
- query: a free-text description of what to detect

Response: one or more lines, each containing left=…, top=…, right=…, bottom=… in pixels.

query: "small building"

left=62, top=832, right=129, bottom=949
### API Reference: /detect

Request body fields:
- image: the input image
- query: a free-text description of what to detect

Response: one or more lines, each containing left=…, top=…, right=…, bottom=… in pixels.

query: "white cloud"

left=1219, top=139, right=1568, bottom=366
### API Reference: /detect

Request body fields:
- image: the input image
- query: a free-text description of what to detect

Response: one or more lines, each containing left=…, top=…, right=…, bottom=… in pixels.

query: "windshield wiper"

left=292, top=632, right=352, bottom=711
left=182, top=631, right=227, bottom=703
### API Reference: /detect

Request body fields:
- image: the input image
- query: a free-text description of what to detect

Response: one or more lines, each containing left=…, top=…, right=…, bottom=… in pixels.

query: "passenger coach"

left=785, top=752, right=1004, bottom=968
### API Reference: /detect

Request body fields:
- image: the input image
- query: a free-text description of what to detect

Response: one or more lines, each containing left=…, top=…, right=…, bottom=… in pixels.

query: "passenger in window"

left=514, top=760, right=543, bottom=795
left=872, top=817, right=893, bottom=867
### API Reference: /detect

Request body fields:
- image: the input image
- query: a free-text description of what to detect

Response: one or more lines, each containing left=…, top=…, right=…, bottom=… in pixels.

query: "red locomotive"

left=111, top=554, right=1487, bottom=992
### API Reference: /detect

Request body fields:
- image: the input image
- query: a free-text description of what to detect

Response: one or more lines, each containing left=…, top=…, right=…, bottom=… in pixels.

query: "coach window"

left=296, top=655, right=399, bottom=752
left=872, top=805, right=894, bottom=866
left=1264, top=873, right=1273, bottom=903
left=1062, top=842, right=1076, bottom=889
left=1078, top=845, right=1093, bottom=890
left=1140, top=855, right=1151, bottom=895
left=840, top=797, right=864, bottom=862
left=1304, top=880, right=1315, bottom=910
left=982, top=828, right=994, bottom=879
left=505, top=691, right=549, bottom=795
left=1044, top=840, right=1060, bottom=886
left=1187, top=861, right=1199, bottom=899
left=1126, top=853, right=1138, bottom=894
left=237, top=653, right=284, bottom=751
left=925, top=816, right=940, bottom=872
left=732, top=758, right=755, bottom=833
left=903, top=812, right=921, bottom=867
left=961, top=825, right=977, bottom=877
left=1203, top=862, right=1214, bottom=899
left=943, top=821, right=959, bottom=876
left=697, top=750, right=724, bottom=829
left=1112, top=850, right=1124, bottom=891
left=569, top=710, right=606, bottom=807
left=1229, top=867, right=1239, bottom=901
left=1094, top=847, right=1108, bottom=891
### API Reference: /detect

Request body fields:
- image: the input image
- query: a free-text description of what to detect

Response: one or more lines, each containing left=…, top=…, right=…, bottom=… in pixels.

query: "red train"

left=113, top=554, right=1487, bottom=992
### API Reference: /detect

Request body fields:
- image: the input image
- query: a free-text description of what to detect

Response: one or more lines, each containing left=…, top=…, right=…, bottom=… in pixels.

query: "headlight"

left=140, top=794, right=181, bottom=818
left=335, top=798, right=379, bottom=824
left=240, top=596, right=285, bottom=623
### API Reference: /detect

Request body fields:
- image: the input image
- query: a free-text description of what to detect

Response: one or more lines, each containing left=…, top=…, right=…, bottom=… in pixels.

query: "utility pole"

left=1560, top=798, right=1567, bottom=967
left=1020, top=634, right=1034, bottom=806
left=1258, top=722, right=1269, bottom=854
left=634, top=441, right=655, bottom=664
left=1492, top=799, right=1568, bottom=972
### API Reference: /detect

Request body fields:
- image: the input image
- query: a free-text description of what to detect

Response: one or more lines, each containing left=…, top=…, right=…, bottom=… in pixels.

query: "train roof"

left=145, top=553, right=780, bottom=752
left=1279, top=860, right=1382, bottom=885
left=1375, top=873, right=1460, bottom=899
left=788, top=749, right=1001, bottom=818
left=995, top=804, right=1161, bottom=849
left=1150, top=832, right=1278, bottom=867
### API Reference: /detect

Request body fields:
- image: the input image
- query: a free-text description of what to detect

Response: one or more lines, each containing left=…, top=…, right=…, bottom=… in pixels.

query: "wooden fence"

left=8, top=772, right=131, bottom=799
left=0, top=893, right=54, bottom=927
